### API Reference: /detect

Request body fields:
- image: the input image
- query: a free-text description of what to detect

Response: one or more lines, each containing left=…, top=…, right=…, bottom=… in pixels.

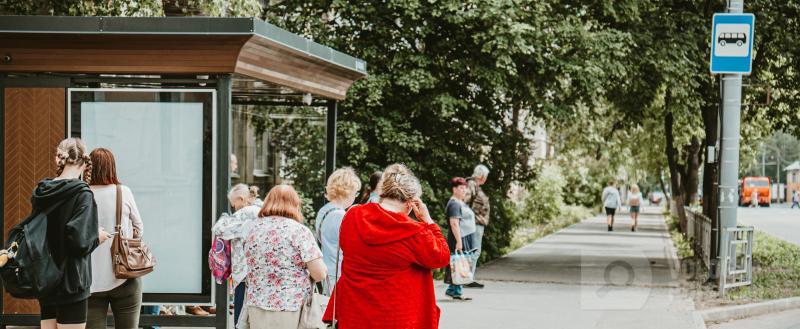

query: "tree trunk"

left=664, top=110, right=688, bottom=233
left=682, top=137, right=702, bottom=206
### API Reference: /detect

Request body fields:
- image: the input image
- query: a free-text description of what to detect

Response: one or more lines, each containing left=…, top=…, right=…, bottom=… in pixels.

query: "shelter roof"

left=0, top=16, right=367, bottom=100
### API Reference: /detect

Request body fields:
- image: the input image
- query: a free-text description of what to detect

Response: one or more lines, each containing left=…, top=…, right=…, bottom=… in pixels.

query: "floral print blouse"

left=245, top=216, right=322, bottom=312
left=211, top=205, right=260, bottom=286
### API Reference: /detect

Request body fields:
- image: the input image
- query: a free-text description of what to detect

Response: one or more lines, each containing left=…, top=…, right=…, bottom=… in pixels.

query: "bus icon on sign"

left=718, top=32, right=746, bottom=47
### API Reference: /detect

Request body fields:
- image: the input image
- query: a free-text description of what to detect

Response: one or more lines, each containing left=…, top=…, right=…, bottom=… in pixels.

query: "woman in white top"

left=602, top=180, right=622, bottom=231
left=628, top=184, right=643, bottom=232
left=86, top=148, right=144, bottom=329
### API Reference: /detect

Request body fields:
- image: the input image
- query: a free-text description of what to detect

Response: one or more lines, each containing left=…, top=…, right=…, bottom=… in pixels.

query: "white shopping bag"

left=450, top=251, right=475, bottom=285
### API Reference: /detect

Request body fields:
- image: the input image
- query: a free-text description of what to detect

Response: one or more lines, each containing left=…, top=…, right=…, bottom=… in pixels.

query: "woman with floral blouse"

left=242, top=184, right=327, bottom=328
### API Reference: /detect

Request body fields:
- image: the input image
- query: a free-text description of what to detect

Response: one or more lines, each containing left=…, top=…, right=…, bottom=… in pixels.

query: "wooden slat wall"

left=3, top=88, right=66, bottom=314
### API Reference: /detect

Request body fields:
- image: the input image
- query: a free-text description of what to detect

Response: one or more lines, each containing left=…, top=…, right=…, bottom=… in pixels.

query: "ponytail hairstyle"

left=359, top=171, right=383, bottom=204
left=55, top=138, right=92, bottom=184
left=379, top=164, right=421, bottom=202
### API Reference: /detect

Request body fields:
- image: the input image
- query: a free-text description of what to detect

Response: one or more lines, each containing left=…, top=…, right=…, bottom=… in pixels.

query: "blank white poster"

left=81, top=101, right=205, bottom=294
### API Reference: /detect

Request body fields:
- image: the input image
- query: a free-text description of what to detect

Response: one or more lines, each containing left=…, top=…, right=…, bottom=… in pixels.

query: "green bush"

left=519, top=163, right=565, bottom=225
left=666, top=215, right=694, bottom=259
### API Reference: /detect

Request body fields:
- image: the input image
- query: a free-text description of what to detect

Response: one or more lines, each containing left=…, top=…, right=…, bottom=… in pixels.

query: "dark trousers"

left=86, top=278, right=142, bottom=329
left=234, top=282, right=246, bottom=325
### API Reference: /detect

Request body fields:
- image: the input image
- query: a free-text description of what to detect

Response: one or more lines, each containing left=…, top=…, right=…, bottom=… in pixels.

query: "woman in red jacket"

left=323, top=164, right=451, bottom=328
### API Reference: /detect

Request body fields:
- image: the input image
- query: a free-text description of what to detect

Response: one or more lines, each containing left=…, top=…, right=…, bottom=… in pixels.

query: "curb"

left=692, top=311, right=709, bottom=329
left=699, top=297, right=800, bottom=324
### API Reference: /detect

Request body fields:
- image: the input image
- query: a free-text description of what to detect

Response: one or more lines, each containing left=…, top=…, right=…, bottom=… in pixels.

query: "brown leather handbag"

left=111, top=185, right=156, bottom=279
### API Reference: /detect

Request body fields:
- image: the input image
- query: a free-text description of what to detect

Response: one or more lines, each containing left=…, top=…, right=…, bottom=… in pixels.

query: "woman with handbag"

left=86, top=148, right=145, bottom=329
left=244, top=184, right=327, bottom=328
left=443, top=177, right=477, bottom=300
left=32, top=138, right=109, bottom=329
left=322, top=164, right=451, bottom=329
left=315, top=167, right=361, bottom=295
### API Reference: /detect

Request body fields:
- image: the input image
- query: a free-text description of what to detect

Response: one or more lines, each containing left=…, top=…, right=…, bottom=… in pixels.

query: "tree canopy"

left=3, top=0, right=800, bottom=257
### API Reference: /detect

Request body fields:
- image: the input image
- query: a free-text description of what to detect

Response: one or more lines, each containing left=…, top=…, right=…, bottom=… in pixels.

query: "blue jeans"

left=446, top=284, right=463, bottom=297
left=234, top=282, right=246, bottom=325
left=473, top=224, right=484, bottom=273
left=141, top=305, right=159, bottom=329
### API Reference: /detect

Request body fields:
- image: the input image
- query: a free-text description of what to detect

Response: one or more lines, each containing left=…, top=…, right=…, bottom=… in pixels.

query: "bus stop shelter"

left=0, top=15, right=366, bottom=327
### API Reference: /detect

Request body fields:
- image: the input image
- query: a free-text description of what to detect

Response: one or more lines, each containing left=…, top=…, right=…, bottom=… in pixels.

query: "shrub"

left=519, top=163, right=565, bottom=225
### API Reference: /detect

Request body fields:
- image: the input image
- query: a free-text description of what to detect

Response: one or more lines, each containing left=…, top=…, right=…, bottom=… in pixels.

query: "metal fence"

left=684, top=207, right=713, bottom=272
left=719, top=226, right=754, bottom=297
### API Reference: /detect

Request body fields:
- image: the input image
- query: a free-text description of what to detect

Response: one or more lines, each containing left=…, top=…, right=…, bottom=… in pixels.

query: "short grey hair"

left=473, top=164, right=490, bottom=179
left=227, top=183, right=250, bottom=201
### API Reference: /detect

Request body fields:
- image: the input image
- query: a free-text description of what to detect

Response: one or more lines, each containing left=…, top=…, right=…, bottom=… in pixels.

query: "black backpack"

left=1, top=199, right=68, bottom=299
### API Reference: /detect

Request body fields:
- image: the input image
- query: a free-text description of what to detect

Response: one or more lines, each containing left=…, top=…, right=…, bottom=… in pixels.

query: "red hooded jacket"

left=322, top=202, right=450, bottom=328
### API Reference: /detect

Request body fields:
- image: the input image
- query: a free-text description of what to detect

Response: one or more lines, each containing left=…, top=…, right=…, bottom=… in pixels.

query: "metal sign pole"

left=717, top=0, right=744, bottom=296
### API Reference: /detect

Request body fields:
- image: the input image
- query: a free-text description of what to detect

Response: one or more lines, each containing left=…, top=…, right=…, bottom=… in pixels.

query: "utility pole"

left=716, top=0, right=747, bottom=296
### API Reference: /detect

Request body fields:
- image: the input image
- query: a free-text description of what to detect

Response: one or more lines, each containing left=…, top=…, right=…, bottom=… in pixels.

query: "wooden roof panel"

left=0, top=16, right=367, bottom=100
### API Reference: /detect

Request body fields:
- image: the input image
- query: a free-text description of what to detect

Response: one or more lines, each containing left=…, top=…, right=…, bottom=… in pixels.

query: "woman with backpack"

left=628, top=184, right=643, bottom=232
left=211, top=184, right=261, bottom=325
left=35, top=138, right=111, bottom=328
left=85, top=148, right=145, bottom=329
left=315, top=167, right=361, bottom=295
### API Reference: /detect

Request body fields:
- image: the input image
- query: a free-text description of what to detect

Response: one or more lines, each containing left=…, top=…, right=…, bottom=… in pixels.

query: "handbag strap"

left=316, top=206, right=342, bottom=244
left=333, top=239, right=340, bottom=327
left=115, top=184, right=123, bottom=232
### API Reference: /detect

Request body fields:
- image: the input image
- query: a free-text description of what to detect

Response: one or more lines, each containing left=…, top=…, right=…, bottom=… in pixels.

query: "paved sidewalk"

left=438, top=207, right=704, bottom=329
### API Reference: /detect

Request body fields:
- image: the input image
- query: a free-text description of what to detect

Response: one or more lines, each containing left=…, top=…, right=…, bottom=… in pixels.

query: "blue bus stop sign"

left=710, top=13, right=755, bottom=74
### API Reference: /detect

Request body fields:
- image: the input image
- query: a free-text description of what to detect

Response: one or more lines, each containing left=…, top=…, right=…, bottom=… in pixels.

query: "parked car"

left=649, top=191, right=665, bottom=205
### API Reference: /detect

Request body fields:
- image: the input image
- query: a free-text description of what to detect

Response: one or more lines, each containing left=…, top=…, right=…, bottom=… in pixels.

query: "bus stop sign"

left=710, top=13, right=755, bottom=74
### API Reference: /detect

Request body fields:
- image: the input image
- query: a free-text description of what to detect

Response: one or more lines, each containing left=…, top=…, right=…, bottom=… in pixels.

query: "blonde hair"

left=56, top=138, right=92, bottom=183
left=380, top=163, right=422, bottom=202
left=631, top=184, right=640, bottom=193
left=259, top=184, right=304, bottom=222
left=326, top=167, right=362, bottom=202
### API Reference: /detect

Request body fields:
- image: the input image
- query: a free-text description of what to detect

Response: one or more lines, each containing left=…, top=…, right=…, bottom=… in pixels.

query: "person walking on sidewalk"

left=315, top=167, right=361, bottom=295
left=322, top=164, right=449, bottom=328
left=628, top=184, right=642, bottom=232
left=792, top=190, right=800, bottom=209
left=602, top=180, right=621, bottom=231
left=444, top=177, right=477, bottom=300
left=464, top=165, right=490, bottom=289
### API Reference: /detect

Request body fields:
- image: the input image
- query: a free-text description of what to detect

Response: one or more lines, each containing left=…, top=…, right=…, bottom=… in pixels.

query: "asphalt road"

left=737, top=205, right=800, bottom=245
